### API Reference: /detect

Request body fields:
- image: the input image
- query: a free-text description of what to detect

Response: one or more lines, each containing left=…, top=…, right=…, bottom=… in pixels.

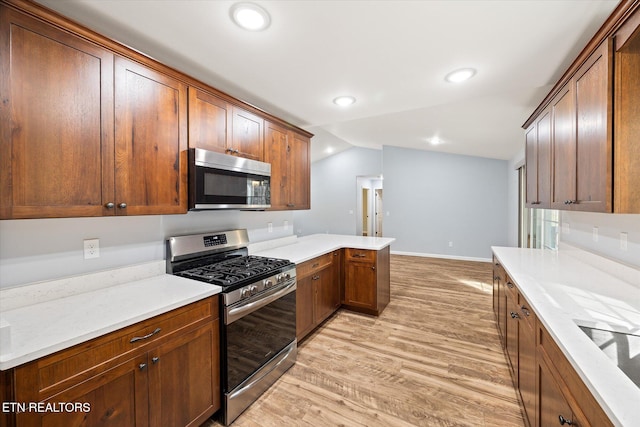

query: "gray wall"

left=293, top=147, right=383, bottom=236
left=0, top=210, right=294, bottom=288
left=382, top=146, right=508, bottom=260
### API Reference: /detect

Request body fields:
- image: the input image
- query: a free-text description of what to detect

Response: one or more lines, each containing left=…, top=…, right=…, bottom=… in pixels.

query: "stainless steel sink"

left=579, top=326, right=640, bottom=388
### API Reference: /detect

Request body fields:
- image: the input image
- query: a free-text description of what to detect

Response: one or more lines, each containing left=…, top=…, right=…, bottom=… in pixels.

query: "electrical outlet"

left=283, top=220, right=289, bottom=231
left=592, top=227, right=599, bottom=242
left=620, top=232, right=628, bottom=251
left=84, top=238, right=100, bottom=259
left=562, top=222, right=570, bottom=235
left=267, top=222, right=273, bottom=233
left=448, top=241, right=454, bottom=248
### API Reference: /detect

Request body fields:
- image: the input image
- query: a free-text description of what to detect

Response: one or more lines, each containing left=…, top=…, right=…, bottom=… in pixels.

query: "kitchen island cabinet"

left=5, top=296, right=220, bottom=427
left=343, top=246, right=390, bottom=316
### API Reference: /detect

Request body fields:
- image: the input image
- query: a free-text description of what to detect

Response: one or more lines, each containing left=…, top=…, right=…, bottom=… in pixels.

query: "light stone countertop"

left=0, top=262, right=221, bottom=370
left=492, top=245, right=640, bottom=427
left=251, top=233, right=395, bottom=264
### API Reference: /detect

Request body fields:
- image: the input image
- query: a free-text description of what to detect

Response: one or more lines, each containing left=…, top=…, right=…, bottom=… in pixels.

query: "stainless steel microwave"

left=189, top=148, right=271, bottom=210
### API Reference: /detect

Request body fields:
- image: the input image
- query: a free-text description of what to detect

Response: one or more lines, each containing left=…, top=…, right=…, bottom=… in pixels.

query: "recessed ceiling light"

left=426, top=136, right=444, bottom=146
left=333, top=96, right=356, bottom=107
left=230, top=3, right=271, bottom=31
left=444, top=68, right=476, bottom=83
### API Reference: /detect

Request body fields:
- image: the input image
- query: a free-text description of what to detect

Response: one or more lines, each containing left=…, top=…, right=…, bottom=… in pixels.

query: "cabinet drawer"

left=518, top=292, right=536, bottom=330
left=15, top=296, right=218, bottom=400
left=504, top=273, right=518, bottom=302
left=345, top=248, right=375, bottom=263
left=297, top=252, right=333, bottom=279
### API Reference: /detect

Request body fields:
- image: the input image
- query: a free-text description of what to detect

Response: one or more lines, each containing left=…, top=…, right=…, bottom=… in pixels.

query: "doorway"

left=356, top=176, right=383, bottom=237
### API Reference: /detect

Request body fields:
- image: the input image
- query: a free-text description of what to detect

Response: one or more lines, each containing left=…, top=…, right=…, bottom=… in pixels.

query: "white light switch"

left=267, top=222, right=273, bottom=233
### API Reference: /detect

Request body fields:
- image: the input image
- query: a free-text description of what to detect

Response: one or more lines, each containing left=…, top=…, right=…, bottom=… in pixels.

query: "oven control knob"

left=250, top=285, right=258, bottom=295
left=241, top=288, right=251, bottom=298
left=282, top=273, right=291, bottom=280
left=263, top=279, right=273, bottom=288
left=275, top=274, right=283, bottom=283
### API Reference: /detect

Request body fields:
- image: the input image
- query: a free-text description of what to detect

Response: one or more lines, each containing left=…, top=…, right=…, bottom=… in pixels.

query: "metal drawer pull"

left=510, top=311, right=519, bottom=319
left=353, top=253, right=366, bottom=258
left=139, top=363, right=147, bottom=371
left=152, top=357, right=160, bottom=364
left=130, top=327, right=161, bottom=343
left=521, top=305, right=530, bottom=316
left=558, top=415, right=573, bottom=425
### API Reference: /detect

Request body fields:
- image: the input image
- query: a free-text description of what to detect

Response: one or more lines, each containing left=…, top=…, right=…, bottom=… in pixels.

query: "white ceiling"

left=35, top=0, right=620, bottom=162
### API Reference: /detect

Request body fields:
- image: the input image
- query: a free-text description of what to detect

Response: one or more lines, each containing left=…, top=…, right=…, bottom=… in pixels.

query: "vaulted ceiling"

left=36, top=0, right=620, bottom=162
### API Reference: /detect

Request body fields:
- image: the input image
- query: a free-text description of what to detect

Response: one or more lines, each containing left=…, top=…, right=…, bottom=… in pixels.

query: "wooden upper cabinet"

left=264, top=121, right=311, bottom=210
left=231, top=106, right=264, bottom=160
left=551, top=84, right=577, bottom=208
left=0, top=5, right=115, bottom=219
left=289, top=132, right=311, bottom=209
left=114, top=57, right=188, bottom=215
left=613, top=8, right=640, bottom=213
left=187, top=86, right=230, bottom=154
left=575, top=40, right=612, bottom=212
left=526, top=109, right=551, bottom=208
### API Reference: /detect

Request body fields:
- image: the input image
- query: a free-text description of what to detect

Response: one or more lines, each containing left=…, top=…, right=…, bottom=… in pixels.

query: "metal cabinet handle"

left=371, top=266, right=376, bottom=271
left=510, top=311, right=519, bottom=319
left=139, top=363, right=147, bottom=371
left=558, top=415, right=573, bottom=425
left=118, top=202, right=127, bottom=209
left=130, top=327, right=161, bottom=343
left=507, top=282, right=514, bottom=289
left=152, top=357, right=160, bottom=364
left=312, top=263, right=319, bottom=268
left=105, top=202, right=115, bottom=209
left=312, top=275, right=320, bottom=280
left=521, top=305, right=530, bottom=317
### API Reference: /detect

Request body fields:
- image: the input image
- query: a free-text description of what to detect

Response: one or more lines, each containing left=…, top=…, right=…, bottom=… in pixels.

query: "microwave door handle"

left=225, top=281, right=296, bottom=325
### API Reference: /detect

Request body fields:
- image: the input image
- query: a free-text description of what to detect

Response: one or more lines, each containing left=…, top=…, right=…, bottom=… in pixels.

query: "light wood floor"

left=207, top=255, right=525, bottom=427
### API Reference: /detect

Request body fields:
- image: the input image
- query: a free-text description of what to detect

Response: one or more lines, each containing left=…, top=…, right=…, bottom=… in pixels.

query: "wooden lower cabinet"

left=493, top=256, right=613, bottom=427
left=6, top=296, right=220, bottom=427
left=343, top=247, right=390, bottom=315
left=296, top=251, right=341, bottom=341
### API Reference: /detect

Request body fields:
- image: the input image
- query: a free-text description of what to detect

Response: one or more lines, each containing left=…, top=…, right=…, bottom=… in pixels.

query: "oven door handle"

left=226, top=281, right=297, bottom=325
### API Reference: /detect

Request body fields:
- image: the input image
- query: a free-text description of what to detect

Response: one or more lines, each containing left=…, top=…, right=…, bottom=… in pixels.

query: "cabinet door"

left=315, top=267, right=340, bottom=324
left=114, top=57, right=188, bottom=215
left=264, top=121, right=290, bottom=210
left=525, top=124, right=539, bottom=207
left=551, top=85, right=577, bottom=208
left=536, top=109, right=552, bottom=207
left=296, top=275, right=315, bottom=341
left=288, top=132, right=311, bottom=210
left=0, top=6, right=114, bottom=219
left=505, top=293, right=519, bottom=384
left=16, top=356, right=149, bottom=427
left=188, top=87, right=230, bottom=153
left=538, top=357, right=575, bottom=427
left=148, top=321, right=220, bottom=427
left=231, top=107, right=264, bottom=160
left=575, top=40, right=612, bottom=212
left=519, top=314, right=536, bottom=427
left=613, top=11, right=640, bottom=213
left=344, top=260, right=376, bottom=310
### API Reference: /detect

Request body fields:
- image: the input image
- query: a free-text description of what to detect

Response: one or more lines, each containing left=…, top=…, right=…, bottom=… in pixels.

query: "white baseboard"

left=390, top=250, right=491, bottom=263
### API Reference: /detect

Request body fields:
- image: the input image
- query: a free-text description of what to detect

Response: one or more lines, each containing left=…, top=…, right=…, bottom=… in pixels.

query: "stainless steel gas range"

left=166, top=229, right=297, bottom=426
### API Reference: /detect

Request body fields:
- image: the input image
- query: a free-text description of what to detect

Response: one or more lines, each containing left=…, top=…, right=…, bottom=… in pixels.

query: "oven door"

left=223, top=280, right=296, bottom=392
